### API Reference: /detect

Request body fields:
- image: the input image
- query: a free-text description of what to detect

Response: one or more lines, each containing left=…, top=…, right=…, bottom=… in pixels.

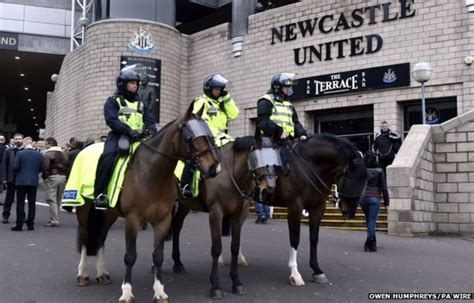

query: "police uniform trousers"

left=94, top=134, right=120, bottom=198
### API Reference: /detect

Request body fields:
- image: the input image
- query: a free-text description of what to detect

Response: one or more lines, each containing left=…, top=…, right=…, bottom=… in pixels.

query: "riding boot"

left=180, top=163, right=195, bottom=198
left=93, top=193, right=109, bottom=211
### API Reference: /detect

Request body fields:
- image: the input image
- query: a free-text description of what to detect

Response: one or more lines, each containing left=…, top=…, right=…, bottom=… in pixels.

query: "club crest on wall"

left=128, top=27, right=155, bottom=54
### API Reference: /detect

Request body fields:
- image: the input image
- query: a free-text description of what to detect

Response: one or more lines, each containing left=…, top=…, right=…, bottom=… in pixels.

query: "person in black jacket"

left=359, top=151, right=389, bottom=252
left=1, top=133, right=24, bottom=223
left=372, top=121, right=402, bottom=175
left=93, top=65, right=157, bottom=210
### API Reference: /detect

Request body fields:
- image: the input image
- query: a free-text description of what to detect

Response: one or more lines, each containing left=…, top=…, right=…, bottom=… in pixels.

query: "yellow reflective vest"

left=116, top=97, right=144, bottom=131
left=192, top=94, right=239, bottom=147
left=260, top=94, right=295, bottom=137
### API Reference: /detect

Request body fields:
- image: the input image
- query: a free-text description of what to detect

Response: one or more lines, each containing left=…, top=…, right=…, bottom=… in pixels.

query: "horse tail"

left=86, top=206, right=105, bottom=256
left=222, top=216, right=231, bottom=237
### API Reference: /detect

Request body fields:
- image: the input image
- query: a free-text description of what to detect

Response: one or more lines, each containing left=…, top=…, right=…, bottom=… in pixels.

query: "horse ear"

left=184, top=100, right=198, bottom=120
left=254, top=126, right=262, bottom=148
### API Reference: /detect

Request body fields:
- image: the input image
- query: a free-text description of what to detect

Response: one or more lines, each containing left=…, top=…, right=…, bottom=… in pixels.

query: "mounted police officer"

left=180, top=73, right=239, bottom=198
left=257, top=72, right=307, bottom=143
left=93, top=65, right=157, bottom=210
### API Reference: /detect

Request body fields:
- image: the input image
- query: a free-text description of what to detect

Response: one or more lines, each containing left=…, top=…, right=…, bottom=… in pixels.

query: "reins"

left=287, top=140, right=331, bottom=197
left=217, top=141, right=254, bottom=200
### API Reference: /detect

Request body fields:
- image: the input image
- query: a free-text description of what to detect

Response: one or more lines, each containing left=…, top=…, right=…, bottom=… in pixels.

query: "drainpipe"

left=232, top=0, right=255, bottom=57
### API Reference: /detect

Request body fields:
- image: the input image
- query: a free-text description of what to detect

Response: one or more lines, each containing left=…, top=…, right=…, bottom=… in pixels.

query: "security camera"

left=467, top=0, right=474, bottom=12
left=51, top=74, right=59, bottom=82
left=464, top=56, right=473, bottom=65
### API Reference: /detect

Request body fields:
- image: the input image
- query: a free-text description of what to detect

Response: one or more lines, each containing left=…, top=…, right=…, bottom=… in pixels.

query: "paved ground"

left=0, top=187, right=473, bottom=303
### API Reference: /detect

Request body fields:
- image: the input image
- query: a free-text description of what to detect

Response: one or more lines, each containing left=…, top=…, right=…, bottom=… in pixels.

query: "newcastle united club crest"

left=128, top=27, right=155, bottom=54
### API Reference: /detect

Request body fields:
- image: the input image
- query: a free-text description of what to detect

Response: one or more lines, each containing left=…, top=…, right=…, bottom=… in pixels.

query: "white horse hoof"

left=238, top=256, right=248, bottom=266
left=289, top=274, right=305, bottom=286
left=218, top=255, right=225, bottom=266
left=119, top=283, right=134, bottom=303
left=312, top=273, right=329, bottom=284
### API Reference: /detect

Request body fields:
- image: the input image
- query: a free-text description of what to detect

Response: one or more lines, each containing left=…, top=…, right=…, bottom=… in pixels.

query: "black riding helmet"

left=116, top=65, right=141, bottom=94
left=270, top=72, right=296, bottom=96
left=203, top=74, right=229, bottom=98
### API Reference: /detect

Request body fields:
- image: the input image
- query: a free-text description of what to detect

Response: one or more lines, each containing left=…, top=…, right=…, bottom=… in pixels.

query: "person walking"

left=373, top=121, right=402, bottom=175
left=42, top=137, right=68, bottom=227
left=1, top=133, right=24, bottom=224
left=359, top=151, right=389, bottom=252
left=11, top=137, right=43, bottom=231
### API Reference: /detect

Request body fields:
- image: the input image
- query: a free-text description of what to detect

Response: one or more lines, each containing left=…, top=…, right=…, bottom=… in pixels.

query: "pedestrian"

left=180, top=73, right=239, bottom=198
left=359, top=151, right=389, bottom=252
left=372, top=120, right=402, bottom=175
left=0, top=135, right=7, bottom=202
left=66, top=137, right=82, bottom=176
left=10, top=137, right=43, bottom=231
left=1, top=133, right=24, bottom=224
left=42, top=137, right=68, bottom=227
left=254, top=201, right=270, bottom=224
left=93, top=65, right=157, bottom=210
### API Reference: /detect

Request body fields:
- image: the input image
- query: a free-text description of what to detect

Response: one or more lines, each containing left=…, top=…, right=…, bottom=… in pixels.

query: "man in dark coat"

left=0, top=135, right=6, bottom=199
left=11, top=137, right=44, bottom=231
left=1, top=133, right=24, bottom=223
left=372, top=121, right=402, bottom=174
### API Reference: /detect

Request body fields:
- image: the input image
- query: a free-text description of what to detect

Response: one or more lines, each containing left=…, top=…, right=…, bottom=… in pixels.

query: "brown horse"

left=169, top=136, right=257, bottom=299
left=75, top=103, right=221, bottom=303
left=254, top=134, right=367, bottom=286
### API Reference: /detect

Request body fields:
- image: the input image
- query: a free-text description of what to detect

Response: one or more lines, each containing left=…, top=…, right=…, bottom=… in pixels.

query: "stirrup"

left=93, top=194, right=109, bottom=210
left=181, top=184, right=193, bottom=198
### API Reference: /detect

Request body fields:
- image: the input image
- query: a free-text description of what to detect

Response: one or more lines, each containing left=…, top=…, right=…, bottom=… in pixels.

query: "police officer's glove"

left=220, top=89, right=228, bottom=97
left=299, top=135, right=308, bottom=141
left=146, top=129, right=157, bottom=137
left=129, top=130, right=142, bottom=141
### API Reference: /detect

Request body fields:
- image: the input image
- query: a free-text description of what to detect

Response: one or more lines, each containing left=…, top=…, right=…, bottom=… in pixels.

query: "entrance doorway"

left=314, top=105, right=374, bottom=153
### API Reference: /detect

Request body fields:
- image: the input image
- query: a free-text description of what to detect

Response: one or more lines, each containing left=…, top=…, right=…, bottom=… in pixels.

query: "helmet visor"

left=209, top=74, right=229, bottom=88
left=279, top=73, right=296, bottom=86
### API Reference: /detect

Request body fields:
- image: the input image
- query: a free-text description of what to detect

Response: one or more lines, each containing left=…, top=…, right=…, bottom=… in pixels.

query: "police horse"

left=254, top=134, right=367, bottom=286
left=169, top=136, right=259, bottom=299
left=74, top=104, right=221, bottom=303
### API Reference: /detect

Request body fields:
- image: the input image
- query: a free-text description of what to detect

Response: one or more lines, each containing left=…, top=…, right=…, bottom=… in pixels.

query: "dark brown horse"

left=255, top=134, right=367, bottom=286
left=75, top=103, right=221, bottom=303
left=169, top=136, right=256, bottom=299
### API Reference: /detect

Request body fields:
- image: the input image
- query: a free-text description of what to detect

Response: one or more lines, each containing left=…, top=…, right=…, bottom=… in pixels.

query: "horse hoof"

left=232, top=285, right=246, bottom=295
left=96, top=273, right=112, bottom=285
left=118, top=299, right=134, bottom=303
left=289, top=275, right=305, bottom=286
left=210, top=289, right=224, bottom=300
left=153, top=298, right=170, bottom=303
left=312, top=273, right=329, bottom=284
left=173, top=264, right=187, bottom=274
left=76, top=276, right=90, bottom=287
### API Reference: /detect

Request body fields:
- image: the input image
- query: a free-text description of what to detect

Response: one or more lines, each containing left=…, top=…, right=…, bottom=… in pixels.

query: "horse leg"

left=152, top=213, right=172, bottom=303
left=238, top=247, right=248, bottom=266
left=287, top=206, right=305, bottom=286
left=118, top=215, right=140, bottom=303
left=95, top=247, right=111, bottom=285
left=76, top=246, right=90, bottom=286
left=209, top=208, right=224, bottom=299
left=171, top=203, right=190, bottom=273
left=309, top=205, right=330, bottom=284
left=229, top=215, right=246, bottom=295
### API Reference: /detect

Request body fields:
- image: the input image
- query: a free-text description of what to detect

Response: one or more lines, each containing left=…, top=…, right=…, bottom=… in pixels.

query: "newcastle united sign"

left=270, top=0, right=416, bottom=66
left=291, top=63, right=410, bottom=100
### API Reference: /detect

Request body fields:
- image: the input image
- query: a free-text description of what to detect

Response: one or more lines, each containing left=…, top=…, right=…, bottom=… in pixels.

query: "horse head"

left=179, top=102, right=221, bottom=178
left=336, top=152, right=367, bottom=219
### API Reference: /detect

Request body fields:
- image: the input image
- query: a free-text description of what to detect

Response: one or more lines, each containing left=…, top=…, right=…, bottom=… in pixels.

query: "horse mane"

left=232, top=136, right=254, bottom=152
left=309, top=134, right=360, bottom=163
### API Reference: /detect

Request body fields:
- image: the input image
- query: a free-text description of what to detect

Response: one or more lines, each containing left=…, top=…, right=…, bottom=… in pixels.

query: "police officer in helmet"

left=180, top=73, right=239, bottom=198
left=257, top=73, right=307, bottom=142
left=93, top=65, right=157, bottom=210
